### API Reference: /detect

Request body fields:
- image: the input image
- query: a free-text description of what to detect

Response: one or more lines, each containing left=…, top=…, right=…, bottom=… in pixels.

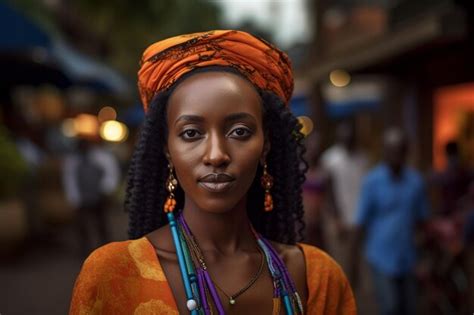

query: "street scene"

left=1, top=1, right=474, bottom=314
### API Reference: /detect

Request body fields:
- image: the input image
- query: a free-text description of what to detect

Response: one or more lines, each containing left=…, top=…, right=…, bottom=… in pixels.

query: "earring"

left=261, top=162, right=274, bottom=212
left=164, top=164, right=178, bottom=213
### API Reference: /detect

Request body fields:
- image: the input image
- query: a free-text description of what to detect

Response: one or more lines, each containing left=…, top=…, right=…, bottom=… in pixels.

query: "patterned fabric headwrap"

left=138, top=30, right=294, bottom=112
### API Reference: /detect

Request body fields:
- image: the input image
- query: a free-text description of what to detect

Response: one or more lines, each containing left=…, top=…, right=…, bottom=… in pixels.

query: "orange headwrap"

left=138, top=30, right=293, bottom=112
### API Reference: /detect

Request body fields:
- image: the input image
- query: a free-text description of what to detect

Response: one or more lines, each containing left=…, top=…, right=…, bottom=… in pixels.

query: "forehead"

left=167, top=71, right=262, bottom=123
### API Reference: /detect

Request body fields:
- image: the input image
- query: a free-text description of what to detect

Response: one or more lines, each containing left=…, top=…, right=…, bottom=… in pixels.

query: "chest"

left=371, top=178, right=420, bottom=215
left=157, top=250, right=307, bottom=314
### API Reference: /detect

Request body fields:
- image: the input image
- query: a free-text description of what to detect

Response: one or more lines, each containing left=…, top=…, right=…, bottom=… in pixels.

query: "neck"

left=181, top=197, right=256, bottom=255
left=388, top=164, right=403, bottom=178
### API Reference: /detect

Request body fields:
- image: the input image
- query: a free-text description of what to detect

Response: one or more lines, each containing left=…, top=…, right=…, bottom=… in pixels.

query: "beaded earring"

left=261, top=162, right=274, bottom=212
left=164, top=164, right=178, bottom=213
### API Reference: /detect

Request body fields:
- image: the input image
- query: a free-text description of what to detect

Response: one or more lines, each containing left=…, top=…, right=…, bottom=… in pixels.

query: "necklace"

left=169, top=212, right=304, bottom=315
left=211, top=245, right=265, bottom=305
left=179, top=216, right=266, bottom=305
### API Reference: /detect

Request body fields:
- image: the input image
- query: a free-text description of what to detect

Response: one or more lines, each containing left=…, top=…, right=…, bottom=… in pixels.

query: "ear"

left=260, top=137, right=271, bottom=165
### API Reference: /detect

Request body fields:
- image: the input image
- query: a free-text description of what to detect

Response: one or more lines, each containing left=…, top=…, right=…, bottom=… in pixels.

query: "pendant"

left=229, top=298, right=236, bottom=305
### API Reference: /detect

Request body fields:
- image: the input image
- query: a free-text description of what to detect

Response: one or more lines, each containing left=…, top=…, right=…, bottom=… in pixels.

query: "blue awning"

left=51, top=40, right=130, bottom=95
left=0, top=2, right=52, bottom=51
left=0, top=3, right=131, bottom=96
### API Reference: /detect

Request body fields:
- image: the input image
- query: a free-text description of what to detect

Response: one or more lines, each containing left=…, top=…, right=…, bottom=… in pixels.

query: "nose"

left=203, top=132, right=230, bottom=167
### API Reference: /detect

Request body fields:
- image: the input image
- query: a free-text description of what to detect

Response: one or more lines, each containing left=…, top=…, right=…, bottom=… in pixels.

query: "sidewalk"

left=0, top=208, right=128, bottom=315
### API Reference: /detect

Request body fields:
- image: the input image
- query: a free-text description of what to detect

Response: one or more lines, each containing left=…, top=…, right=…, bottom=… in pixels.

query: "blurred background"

left=0, top=0, right=473, bottom=314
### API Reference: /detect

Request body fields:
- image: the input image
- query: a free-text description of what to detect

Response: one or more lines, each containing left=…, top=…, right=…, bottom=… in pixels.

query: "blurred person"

left=0, top=124, right=29, bottom=251
left=69, top=30, right=356, bottom=314
left=14, top=129, right=46, bottom=238
left=426, top=141, right=472, bottom=255
left=321, top=120, right=369, bottom=270
left=351, top=128, right=429, bottom=315
left=463, top=181, right=474, bottom=244
left=459, top=180, right=474, bottom=313
left=62, top=138, right=120, bottom=256
left=431, top=141, right=472, bottom=216
left=302, top=131, right=335, bottom=249
left=421, top=141, right=473, bottom=313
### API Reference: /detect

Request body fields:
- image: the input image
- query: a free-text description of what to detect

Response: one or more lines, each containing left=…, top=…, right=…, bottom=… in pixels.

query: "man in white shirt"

left=321, top=121, right=369, bottom=271
left=62, top=138, right=120, bottom=256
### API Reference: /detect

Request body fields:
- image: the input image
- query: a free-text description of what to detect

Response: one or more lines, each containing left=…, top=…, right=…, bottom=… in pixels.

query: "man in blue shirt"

left=351, top=128, right=429, bottom=315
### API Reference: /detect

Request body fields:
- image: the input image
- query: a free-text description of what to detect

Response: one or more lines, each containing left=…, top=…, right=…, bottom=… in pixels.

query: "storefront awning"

left=0, top=3, right=130, bottom=96
left=309, top=6, right=468, bottom=82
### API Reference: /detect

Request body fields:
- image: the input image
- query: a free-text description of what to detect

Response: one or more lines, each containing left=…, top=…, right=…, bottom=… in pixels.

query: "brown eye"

left=180, top=129, right=202, bottom=140
left=229, top=127, right=252, bottom=139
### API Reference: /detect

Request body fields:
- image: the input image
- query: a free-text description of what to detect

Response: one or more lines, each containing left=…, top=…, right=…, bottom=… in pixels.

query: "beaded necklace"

left=167, top=211, right=304, bottom=315
left=179, top=215, right=266, bottom=306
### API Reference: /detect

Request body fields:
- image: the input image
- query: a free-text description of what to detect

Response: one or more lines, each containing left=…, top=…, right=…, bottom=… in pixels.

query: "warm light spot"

left=74, top=114, right=99, bottom=137
left=297, top=116, right=314, bottom=136
left=329, top=69, right=351, bottom=87
left=61, top=118, right=77, bottom=137
left=100, top=120, right=128, bottom=142
left=434, top=83, right=474, bottom=170
left=97, top=106, right=117, bottom=122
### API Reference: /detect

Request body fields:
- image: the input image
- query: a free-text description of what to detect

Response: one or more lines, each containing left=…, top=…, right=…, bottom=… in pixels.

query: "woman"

left=70, top=30, right=356, bottom=315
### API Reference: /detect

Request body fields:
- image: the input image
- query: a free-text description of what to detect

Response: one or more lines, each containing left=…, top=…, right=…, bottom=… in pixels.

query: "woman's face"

left=166, top=71, right=266, bottom=213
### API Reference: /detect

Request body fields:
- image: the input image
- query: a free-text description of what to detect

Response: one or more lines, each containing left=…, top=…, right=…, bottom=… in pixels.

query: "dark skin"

left=147, top=72, right=308, bottom=314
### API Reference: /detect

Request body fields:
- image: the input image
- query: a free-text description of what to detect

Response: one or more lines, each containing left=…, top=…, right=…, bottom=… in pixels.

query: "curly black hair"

left=126, top=70, right=307, bottom=244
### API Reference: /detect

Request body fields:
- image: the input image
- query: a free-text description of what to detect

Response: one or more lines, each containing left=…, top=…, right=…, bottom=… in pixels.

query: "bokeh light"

left=329, top=69, right=351, bottom=87
left=97, top=106, right=117, bottom=123
left=74, top=114, right=99, bottom=137
left=99, top=120, right=129, bottom=142
left=297, top=116, right=314, bottom=136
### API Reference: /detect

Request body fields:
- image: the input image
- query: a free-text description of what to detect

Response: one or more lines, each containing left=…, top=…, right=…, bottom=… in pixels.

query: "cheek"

left=230, top=137, right=264, bottom=182
left=167, top=141, right=202, bottom=183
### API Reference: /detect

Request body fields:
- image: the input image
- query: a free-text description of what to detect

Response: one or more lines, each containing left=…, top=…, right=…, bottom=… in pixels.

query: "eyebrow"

left=174, top=115, right=205, bottom=126
left=224, top=112, right=256, bottom=123
left=175, top=112, right=256, bottom=126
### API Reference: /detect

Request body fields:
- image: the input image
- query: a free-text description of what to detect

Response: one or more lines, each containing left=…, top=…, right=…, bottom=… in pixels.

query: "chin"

left=194, top=197, right=244, bottom=214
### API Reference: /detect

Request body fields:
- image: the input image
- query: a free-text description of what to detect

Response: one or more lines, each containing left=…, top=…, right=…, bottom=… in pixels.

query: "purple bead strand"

left=197, top=268, right=211, bottom=315
left=178, top=213, right=226, bottom=315
left=260, top=236, right=298, bottom=293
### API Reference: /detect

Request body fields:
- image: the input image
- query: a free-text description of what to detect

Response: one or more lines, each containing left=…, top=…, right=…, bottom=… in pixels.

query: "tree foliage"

left=9, top=0, right=222, bottom=78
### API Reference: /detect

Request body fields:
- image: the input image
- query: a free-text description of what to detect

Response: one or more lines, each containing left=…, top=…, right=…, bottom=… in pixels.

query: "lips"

left=198, top=173, right=235, bottom=193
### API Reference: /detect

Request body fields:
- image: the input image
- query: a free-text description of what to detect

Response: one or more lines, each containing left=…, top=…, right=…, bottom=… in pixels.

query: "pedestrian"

left=321, top=120, right=369, bottom=271
left=62, top=138, right=120, bottom=256
left=351, top=128, right=429, bottom=315
left=302, top=131, right=332, bottom=248
left=431, top=140, right=472, bottom=216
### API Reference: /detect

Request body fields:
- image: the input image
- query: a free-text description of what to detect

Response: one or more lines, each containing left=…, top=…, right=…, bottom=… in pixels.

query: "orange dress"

left=69, top=237, right=356, bottom=314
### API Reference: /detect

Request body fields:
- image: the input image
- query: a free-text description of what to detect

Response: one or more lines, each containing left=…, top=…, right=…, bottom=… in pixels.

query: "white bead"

left=186, top=299, right=198, bottom=311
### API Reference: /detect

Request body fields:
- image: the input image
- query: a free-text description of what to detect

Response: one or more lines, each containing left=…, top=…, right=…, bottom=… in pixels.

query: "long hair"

left=126, top=75, right=307, bottom=244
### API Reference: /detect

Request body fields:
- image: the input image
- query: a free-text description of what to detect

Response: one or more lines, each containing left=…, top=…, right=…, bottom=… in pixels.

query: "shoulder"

left=364, top=164, right=385, bottom=182
left=71, top=238, right=155, bottom=298
left=70, top=238, right=173, bottom=314
left=270, top=242, right=355, bottom=304
left=270, top=241, right=306, bottom=280
left=84, top=240, right=132, bottom=266
left=298, top=243, right=357, bottom=314
left=271, top=241, right=304, bottom=261
left=270, top=242, right=347, bottom=282
left=298, top=243, right=348, bottom=284
left=405, top=167, right=424, bottom=183
left=79, top=238, right=153, bottom=279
